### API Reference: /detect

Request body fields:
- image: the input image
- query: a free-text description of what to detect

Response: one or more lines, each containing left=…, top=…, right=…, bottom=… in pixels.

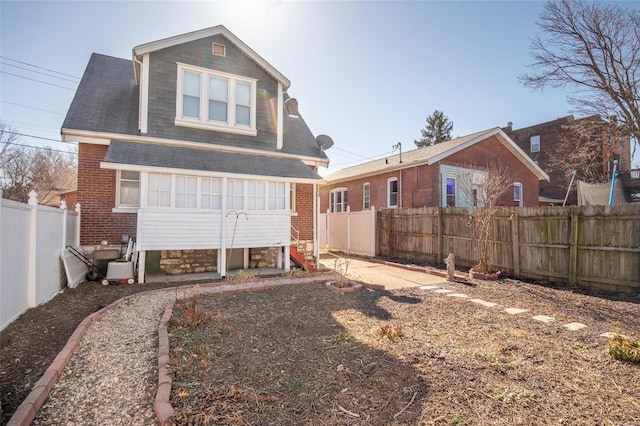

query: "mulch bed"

left=168, top=280, right=640, bottom=425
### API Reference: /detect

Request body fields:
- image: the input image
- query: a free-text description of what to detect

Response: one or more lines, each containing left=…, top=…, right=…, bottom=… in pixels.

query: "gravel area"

left=34, top=292, right=174, bottom=425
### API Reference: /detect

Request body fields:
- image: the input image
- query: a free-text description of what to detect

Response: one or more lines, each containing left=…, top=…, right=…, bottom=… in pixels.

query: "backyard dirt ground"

left=168, top=279, right=639, bottom=425
left=0, top=269, right=638, bottom=425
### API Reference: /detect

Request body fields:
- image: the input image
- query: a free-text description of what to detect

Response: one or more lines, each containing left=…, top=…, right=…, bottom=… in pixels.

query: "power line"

left=1, top=71, right=76, bottom=90
left=1, top=101, right=66, bottom=115
left=330, top=150, right=393, bottom=167
left=0, top=140, right=76, bottom=155
left=4, top=131, right=76, bottom=145
left=1, top=62, right=80, bottom=84
left=0, top=56, right=80, bottom=79
left=3, top=120, right=60, bottom=131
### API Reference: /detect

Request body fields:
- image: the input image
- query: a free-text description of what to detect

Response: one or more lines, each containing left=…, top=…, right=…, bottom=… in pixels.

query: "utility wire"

left=0, top=140, right=76, bottom=155
left=0, top=62, right=80, bottom=84
left=3, top=120, right=60, bottom=131
left=4, top=131, right=76, bottom=145
left=330, top=150, right=393, bottom=167
left=1, top=71, right=76, bottom=90
left=0, top=55, right=80, bottom=79
left=1, top=101, right=65, bottom=115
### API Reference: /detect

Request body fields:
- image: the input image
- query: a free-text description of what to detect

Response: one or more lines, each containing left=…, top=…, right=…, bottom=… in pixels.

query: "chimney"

left=284, top=98, right=299, bottom=116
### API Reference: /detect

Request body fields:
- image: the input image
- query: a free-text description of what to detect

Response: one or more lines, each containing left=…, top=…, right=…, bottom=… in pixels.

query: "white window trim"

left=175, top=63, right=258, bottom=136
left=387, top=177, right=398, bottom=208
left=530, top=134, right=540, bottom=153
left=290, top=183, right=296, bottom=213
left=363, top=182, right=371, bottom=210
left=113, top=170, right=140, bottom=212
left=330, top=187, right=348, bottom=213
left=514, top=182, right=523, bottom=206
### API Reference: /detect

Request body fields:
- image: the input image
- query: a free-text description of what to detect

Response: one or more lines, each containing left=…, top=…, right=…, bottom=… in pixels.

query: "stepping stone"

left=532, top=315, right=555, bottom=323
left=469, top=298, right=497, bottom=308
left=419, top=285, right=440, bottom=290
left=505, top=308, right=529, bottom=315
left=600, top=332, right=627, bottom=339
left=434, top=289, right=454, bottom=294
left=564, top=322, right=587, bottom=331
left=446, top=293, right=469, bottom=298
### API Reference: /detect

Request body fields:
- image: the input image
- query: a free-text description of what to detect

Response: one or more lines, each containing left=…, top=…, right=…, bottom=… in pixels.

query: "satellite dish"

left=316, top=134, right=334, bottom=150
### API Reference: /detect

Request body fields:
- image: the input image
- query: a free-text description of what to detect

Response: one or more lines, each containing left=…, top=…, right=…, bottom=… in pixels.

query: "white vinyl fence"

left=0, top=190, right=80, bottom=331
left=320, top=207, right=376, bottom=256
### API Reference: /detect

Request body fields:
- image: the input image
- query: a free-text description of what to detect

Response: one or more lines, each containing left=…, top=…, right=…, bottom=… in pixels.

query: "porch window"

left=387, top=178, right=398, bottom=208
left=175, top=175, right=197, bottom=208
left=227, top=179, right=244, bottom=210
left=148, top=173, right=172, bottom=208
left=117, top=170, right=140, bottom=208
left=446, top=177, right=456, bottom=207
left=363, top=183, right=370, bottom=210
left=200, top=177, right=222, bottom=209
left=247, top=181, right=266, bottom=210
left=330, top=188, right=348, bottom=213
left=268, top=182, right=286, bottom=210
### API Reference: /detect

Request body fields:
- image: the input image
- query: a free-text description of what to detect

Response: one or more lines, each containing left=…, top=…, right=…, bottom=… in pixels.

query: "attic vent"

left=284, top=98, right=299, bottom=116
left=212, top=43, right=226, bottom=57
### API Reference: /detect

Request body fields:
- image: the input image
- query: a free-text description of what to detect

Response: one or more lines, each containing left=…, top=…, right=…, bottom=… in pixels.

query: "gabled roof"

left=62, top=53, right=327, bottom=162
left=325, top=128, right=550, bottom=183
left=132, top=25, right=290, bottom=89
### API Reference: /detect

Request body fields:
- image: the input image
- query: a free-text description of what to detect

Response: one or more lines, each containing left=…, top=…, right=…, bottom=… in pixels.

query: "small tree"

left=459, top=164, right=515, bottom=275
left=415, top=110, right=453, bottom=148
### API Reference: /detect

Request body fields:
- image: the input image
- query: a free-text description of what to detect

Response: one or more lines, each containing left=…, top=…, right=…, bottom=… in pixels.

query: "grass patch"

left=608, top=335, right=640, bottom=363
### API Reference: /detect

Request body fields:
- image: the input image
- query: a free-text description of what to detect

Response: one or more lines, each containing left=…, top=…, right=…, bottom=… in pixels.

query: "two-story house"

left=503, top=115, right=632, bottom=205
left=62, top=26, right=329, bottom=282
left=320, top=128, right=549, bottom=213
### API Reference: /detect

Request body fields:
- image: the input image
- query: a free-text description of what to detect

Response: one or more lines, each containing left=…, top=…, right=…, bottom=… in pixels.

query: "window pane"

left=121, top=170, right=139, bottom=180
left=175, top=193, right=186, bottom=208
left=209, top=77, right=228, bottom=101
left=446, top=177, right=456, bottom=207
left=183, top=97, right=199, bottom=118
left=183, top=72, right=200, bottom=118
left=209, top=100, right=227, bottom=122
left=236, top=82, right=251, bottom=105
left=389, top=193, right=397, bottom=207
left=120, top=182, right=139, bottom=207
left=236, top=105, right=250, bottom=125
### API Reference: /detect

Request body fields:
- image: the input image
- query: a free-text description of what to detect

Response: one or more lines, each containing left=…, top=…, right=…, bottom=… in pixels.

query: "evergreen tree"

left=414, top=110, right=453, bottom=147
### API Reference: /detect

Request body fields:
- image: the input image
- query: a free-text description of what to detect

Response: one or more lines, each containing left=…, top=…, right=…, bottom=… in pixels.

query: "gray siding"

left=146, top=34, right=278, bottom=150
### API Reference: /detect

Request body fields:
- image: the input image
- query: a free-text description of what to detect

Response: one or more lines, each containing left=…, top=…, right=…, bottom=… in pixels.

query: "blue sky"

left=1, top=1, right=637, bottom=176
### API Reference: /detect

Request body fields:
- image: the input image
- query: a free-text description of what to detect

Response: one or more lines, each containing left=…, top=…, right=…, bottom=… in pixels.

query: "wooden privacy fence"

left=0, top=190, right=81, bottom=331
left=377, top=204, right=640, bottom=293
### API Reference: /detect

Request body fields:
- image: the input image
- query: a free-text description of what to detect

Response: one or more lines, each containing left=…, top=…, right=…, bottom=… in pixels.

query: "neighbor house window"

left=530, top=135, right=540, bottom=153
left=446, top=177, right=456, bottom=207
left=363, top=183, right=370, bottom=210
left=514, top=182, right=523, bottom=206
left=117, top=170, right=140, bottom=208
left=387, top=178, right=398, bottom=208
left=330, top=188, right=348, bottom=213
left=176, top=63, right=257, bottom=135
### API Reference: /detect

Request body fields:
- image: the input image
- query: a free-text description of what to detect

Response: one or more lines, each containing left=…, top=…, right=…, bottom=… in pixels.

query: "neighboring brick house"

left=62, top=26, right=329, bottom=281
left=503, top=115, right=632, bottom=205
left=320, top=128, right=548, bottom=213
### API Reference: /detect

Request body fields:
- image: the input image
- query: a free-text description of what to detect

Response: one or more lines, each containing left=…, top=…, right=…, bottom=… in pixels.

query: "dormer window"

left=176, top=63, right=257, bottom=136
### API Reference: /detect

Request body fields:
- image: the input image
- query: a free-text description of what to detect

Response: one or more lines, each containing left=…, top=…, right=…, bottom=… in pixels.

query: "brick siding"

left=77, top=143, right=137, bottom=245
left=292, top=183, right=314, bottom=240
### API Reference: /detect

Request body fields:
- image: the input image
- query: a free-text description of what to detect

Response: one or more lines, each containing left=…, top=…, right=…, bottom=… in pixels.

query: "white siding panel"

left=225, top=212, right=290, bottom=248
left=138, top=210, right=223, bottom=250
left=1, top=201, right=30, bottom=331
left=35, top=206, right=65, bottom=303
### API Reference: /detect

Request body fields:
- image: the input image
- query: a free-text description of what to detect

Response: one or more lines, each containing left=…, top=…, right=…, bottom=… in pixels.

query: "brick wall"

left=77, top=143, right=137, bottom=245
left=321, top=135, right=541, bottom=211
left=291, top=183, right=314, bottom=240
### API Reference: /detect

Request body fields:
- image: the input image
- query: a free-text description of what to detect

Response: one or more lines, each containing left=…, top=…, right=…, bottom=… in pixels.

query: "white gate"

left=319, top=206, right=376, bottom=256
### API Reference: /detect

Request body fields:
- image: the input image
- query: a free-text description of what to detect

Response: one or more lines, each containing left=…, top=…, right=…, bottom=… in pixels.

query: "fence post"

left=370, top=206, right=376, bottom=257
left=346, top=205, right=351, bottom=253
left=27, top=191, right=38, bottom=308
left=75, top=203, right=81, bottom=247
left=511, top=209, right=520, bottom=276
left=437, top=207, right=443, bottom=264
left=60, top=199, right=68, bottom=250
left=569, top=211, right=579, bottom=285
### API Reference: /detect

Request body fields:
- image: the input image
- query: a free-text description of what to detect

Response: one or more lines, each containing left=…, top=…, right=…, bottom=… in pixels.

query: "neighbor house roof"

left=132, top=25, right=290, bottom=89
left=102, top=140, right=323, bottom=183
left=62, top=53, right=327, bottom=161
left=325, top=128, right=549, bottom=183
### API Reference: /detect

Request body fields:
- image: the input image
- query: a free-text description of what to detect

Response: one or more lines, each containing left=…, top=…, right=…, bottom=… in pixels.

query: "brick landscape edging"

left=7, top=271, right=334, bottom=426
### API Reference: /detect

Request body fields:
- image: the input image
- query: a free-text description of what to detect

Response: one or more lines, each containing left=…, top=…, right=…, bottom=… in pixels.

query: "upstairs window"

left=176, top=63, right=257, bottom=136
left=530, top=135, right=540, bottom=153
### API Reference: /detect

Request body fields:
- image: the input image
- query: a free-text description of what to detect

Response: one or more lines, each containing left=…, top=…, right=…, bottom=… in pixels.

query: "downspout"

left=313, top=182, right=318, bottom=264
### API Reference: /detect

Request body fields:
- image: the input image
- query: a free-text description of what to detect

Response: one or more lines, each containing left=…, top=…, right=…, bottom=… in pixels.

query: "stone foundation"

left=249, top=247, right=279, bottom=268
left=160, top=249, right=217, bottom=275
